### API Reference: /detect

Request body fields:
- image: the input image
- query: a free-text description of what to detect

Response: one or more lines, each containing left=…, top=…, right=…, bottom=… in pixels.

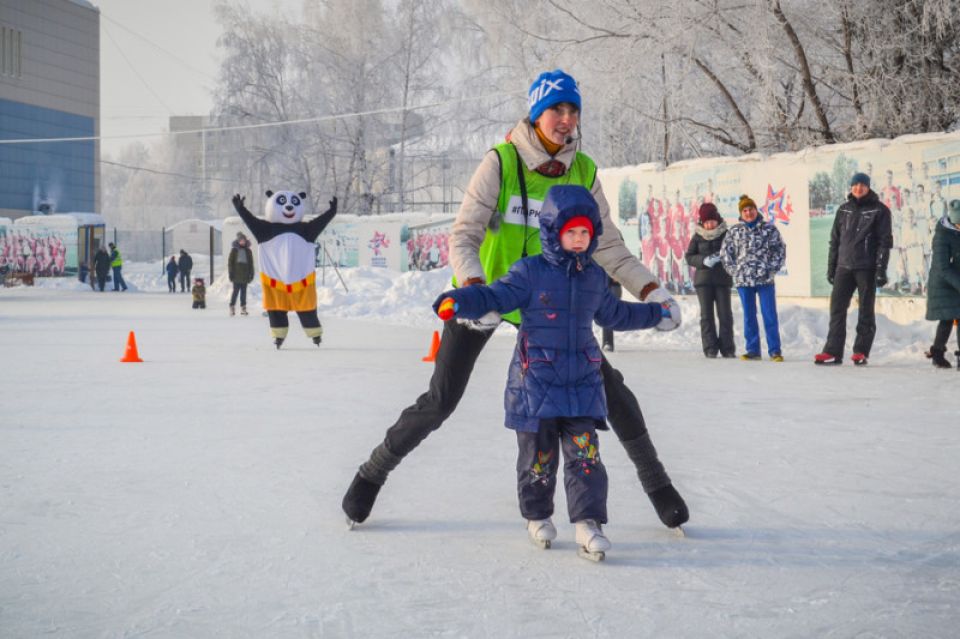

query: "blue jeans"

left=112, top=266, right=127, bottom=291
left=737, top=283, right=780, bottom=356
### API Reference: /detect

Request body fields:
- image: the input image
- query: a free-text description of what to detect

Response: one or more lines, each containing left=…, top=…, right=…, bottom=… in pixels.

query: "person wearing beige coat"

left=343, top=69, right=689, bottom=534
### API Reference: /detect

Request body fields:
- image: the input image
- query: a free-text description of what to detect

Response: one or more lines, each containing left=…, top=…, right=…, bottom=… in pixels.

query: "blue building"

left=0, top=0, right=99, bottom=220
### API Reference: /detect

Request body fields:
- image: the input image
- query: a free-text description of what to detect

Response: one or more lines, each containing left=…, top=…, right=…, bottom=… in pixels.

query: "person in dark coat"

left=685, top=202, right=735, bottom=358
left=178, top=250, right=193, bottom=292
left=165, top=255, right=178, bottom=293
left=93, top=246, right=111, bottom=292
left=432, top=185, right=673, bottom=555
left=815, top=173, right=893, bottom=366
left=228, top=232, right=255, bottom=315
left=923, top=199, right=960, bottom=368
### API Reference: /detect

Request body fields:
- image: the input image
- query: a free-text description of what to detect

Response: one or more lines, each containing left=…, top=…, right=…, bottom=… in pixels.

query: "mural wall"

left=222, top=214, right=455, bottom=273
left=599, top=131, right=960, bottom=297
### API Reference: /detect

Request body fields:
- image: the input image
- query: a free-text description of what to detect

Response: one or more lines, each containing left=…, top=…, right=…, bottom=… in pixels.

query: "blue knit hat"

left=528, top=69, right=581, bottom=124
left=850, top=172, right=871, bottom=188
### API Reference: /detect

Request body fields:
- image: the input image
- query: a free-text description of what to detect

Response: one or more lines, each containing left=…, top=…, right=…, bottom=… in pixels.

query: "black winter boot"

left=342, top=443, right=402, bottom=524
left=928, top=347, right=951, bottom=369
left=621, top=433, right=690, bottom=528
left=648, top=484, right=690, bottom=528
left=342, top=472, right=382, bottom=524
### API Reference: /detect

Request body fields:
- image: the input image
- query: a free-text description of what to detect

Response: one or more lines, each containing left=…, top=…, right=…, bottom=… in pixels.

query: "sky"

left=1, top=261, right=957, bottom=636
left=94, top=0, right=301, bottom=157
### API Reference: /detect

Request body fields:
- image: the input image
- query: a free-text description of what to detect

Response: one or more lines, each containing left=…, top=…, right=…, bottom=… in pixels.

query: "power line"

left=102, top=23, right=176, bottom=114
left=99, top=12, right=220, bottom=82
left=0, top=90, right=526, bottom=145
left=100, top=159, right=237, bottom=183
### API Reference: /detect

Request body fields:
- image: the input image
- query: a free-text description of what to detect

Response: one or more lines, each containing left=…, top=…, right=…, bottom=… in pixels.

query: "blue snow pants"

left=516, top=417, right=608, bottom=524
left=737, top=283, right=781, bottom=356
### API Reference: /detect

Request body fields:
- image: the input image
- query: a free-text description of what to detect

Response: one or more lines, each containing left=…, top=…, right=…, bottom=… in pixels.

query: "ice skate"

left=574, top=519, right=610, bottom=562
left=648, top=484, right=689, bottom=529
left=526, top=518, right=557, bottom=549
left=229, top=305, right=236, bottom=316
left=274, top=337, right=285, bottom=350
left=312, top=335, right=322, bottom=346
left=342, top=472, right=383, bottom=527
left=240, top=306, right=248, bottom=316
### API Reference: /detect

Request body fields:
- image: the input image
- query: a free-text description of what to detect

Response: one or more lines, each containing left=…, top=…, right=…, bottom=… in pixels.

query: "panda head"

left=264, top=190, right=307, bottom=224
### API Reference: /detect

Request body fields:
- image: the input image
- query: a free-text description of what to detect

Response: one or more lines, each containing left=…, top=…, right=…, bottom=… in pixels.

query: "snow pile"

left=34, top=258, right=936, bottom=360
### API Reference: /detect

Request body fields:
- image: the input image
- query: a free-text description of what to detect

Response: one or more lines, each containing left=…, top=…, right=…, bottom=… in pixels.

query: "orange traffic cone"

left=421, top=330, right=441, bottom=362
left=120, top=330, right=143, bottom=363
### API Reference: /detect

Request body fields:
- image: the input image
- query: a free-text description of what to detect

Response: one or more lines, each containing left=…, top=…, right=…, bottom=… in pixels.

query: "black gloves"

left=827, top=272, right=835, bottom=285
left=231, top=194, right=245, bottom=213
left=876, top=272, right=888, bottom=287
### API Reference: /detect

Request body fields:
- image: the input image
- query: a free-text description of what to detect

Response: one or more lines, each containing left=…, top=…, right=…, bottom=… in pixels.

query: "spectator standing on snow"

left=228, top=232, right=255, bottom=316
left=431, top=186, right=675, bottom=558
left=686, top=202, right=735, bottom=358
left=165, top=255, right=178, bottom=293
left=93, top=246, right=111, bottom=292
left=924, top=199, right=960, bottom=369
left=720, top=195, right=786, bottom=361
left=191, top=277, right=206, bottom=309
left=342, top=68, right=688, bottom=534
left=178, top=250, right=193, bottom=293
left=815, top=173, right=893, bottom=366
left=108, top=242, right=128, bottom=292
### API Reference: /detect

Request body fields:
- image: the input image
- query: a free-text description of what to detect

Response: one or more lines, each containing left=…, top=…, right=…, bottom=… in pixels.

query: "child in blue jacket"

left=433, top=185, right=677, bottom=559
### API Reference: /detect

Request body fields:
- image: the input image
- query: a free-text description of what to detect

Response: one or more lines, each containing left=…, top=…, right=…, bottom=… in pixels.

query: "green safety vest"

left=110, top=249, right=122, bottom=268
left=466, top=142, right=597, bottom=324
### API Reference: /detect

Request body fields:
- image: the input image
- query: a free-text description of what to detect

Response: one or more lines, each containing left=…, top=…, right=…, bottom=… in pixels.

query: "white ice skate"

left=575, top=519, right=610, bottom=562
left=526, top=518, right=557, bottom=549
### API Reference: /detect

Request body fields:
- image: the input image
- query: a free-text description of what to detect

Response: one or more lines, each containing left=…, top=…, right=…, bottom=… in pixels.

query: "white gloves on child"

left=703, top=253, right=721, bottom=268
left=458, top=310, right=501, bottom=332
left=646, top=287, right=682, bottom=331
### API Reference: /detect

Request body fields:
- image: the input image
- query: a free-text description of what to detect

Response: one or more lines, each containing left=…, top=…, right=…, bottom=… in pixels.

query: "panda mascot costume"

left=231, top=190, right=337, bottom=349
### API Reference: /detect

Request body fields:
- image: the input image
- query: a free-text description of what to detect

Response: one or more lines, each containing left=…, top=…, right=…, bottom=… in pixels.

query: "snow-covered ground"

left=1, top=261, right=958, bottom=638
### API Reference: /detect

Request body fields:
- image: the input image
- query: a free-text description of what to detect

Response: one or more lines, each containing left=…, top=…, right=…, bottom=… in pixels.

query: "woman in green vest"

left=343, top=69, right=688, bottom=533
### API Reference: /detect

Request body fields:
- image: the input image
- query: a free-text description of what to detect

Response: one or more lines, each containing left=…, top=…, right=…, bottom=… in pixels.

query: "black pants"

left=824, top=268, right=877, bottom=357
left=516, top=417, right=608, bottom=524
left=96, top=274, right=107, bottom=291
left=932, top=320, right=960, bottom=351
left=179, top=270, right=191, bottom=292
left=230, top=283, right=248, bottom=307
left=601, top=280, right=622, bottom=348
left=267, top=309, right=321, bottom=330
left=384, top=319, right=652, bottom=458
left=695, top=285, right=735, bottom=356
left=167, top=276, right=176, bottom=292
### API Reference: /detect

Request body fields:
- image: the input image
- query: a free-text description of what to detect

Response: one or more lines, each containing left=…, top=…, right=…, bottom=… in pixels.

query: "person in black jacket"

left=178, top=250, right=193, bottom=292
left=93, top=246, right=111, bottom=292
left=815, top=173, right=893, bottom=366
left=165, top=255, right=178, bottom=293
left=685, top=202, right=735, bottom=358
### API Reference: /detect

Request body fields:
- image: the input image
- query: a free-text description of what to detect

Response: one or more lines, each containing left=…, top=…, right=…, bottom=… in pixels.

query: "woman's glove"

left=703, top=253, right=721, bottom=268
